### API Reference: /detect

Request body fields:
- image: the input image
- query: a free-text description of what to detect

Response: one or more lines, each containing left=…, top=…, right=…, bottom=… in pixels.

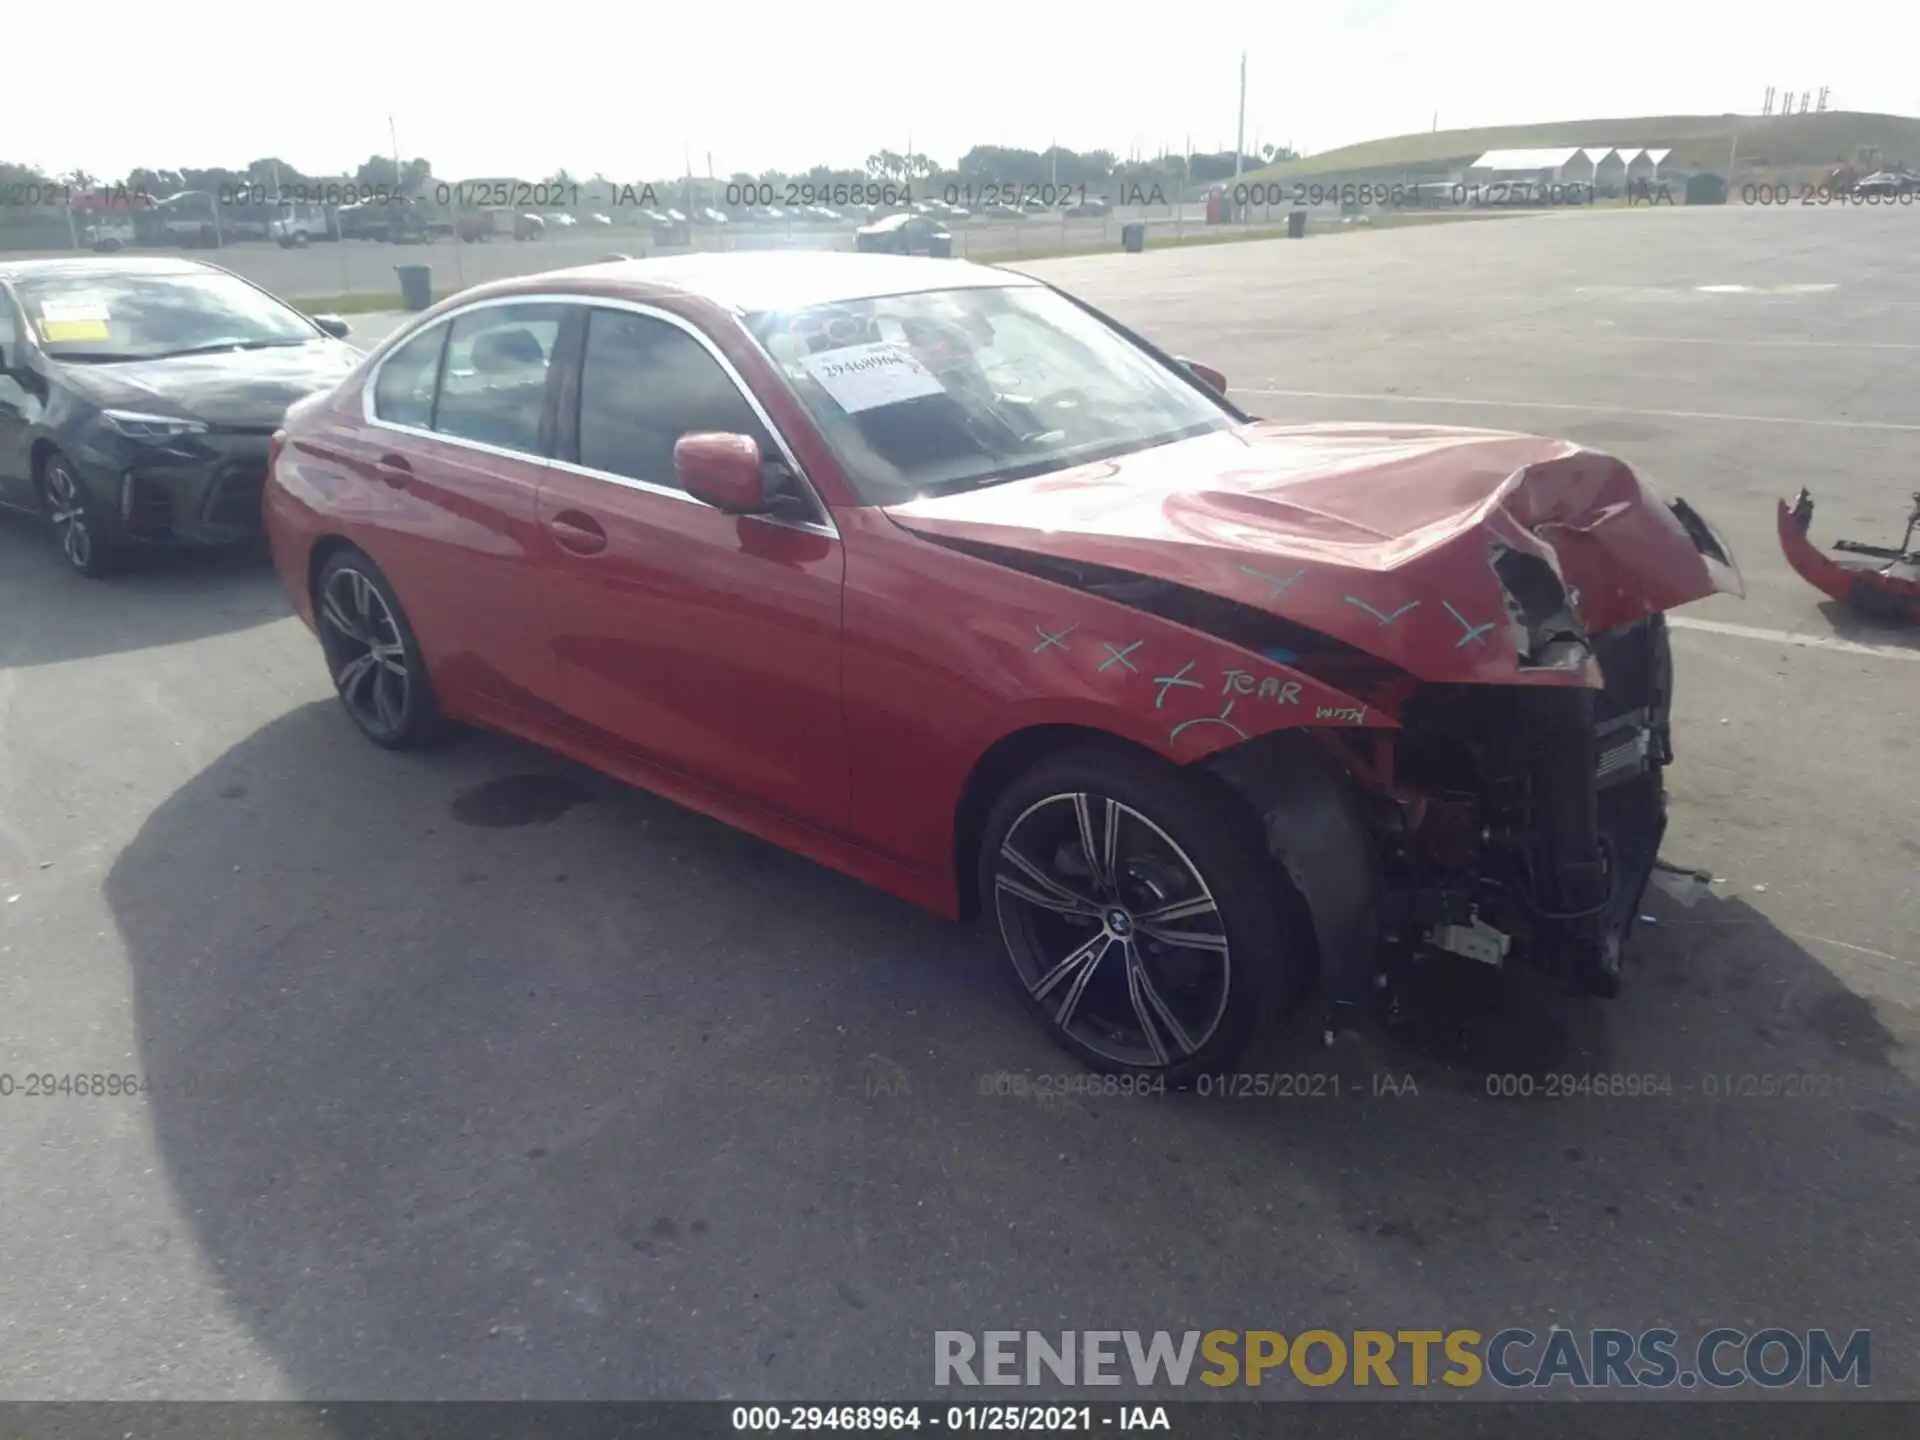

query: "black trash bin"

left=1684, top=173, right=1728, bottom=205
left=926, top=232, right=954, bottom=258
left=1122, top=221, right=1146, bottom=253
left=395, top=263, right=433, bottom=312
left=1287, top=209, right=1308, bottom=239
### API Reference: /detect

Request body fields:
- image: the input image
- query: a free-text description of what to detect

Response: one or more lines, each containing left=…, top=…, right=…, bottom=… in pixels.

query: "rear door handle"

left=548, top=509, right=608, bottom=556
left=375, top=453, right=412, bottom=489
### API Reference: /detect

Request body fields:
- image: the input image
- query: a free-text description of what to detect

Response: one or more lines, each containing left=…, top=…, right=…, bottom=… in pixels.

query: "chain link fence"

left=0, top=185, right=1346, bottom=309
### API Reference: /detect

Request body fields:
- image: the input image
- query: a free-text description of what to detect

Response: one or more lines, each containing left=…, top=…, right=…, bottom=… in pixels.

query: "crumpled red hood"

left=884, top=421, right=1742, bottom=684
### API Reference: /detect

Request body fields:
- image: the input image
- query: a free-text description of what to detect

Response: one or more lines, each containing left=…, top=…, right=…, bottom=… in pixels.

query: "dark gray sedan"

left=0, top=255, right=358, bottom=577
left=853, top=213, right=954, bottom=256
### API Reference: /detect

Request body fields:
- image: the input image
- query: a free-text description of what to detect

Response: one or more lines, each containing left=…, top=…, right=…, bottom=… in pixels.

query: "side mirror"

left=1177, top=357, right=1228, bottom=394
left=312, top=314, right=352, bottom=339
left=675, top=432, right=769, bottom=514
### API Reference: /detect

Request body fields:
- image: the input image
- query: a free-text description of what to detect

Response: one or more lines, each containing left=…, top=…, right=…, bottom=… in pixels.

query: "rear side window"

left=576, top=309, right=774, bottom=489
left=435, top=304, right=566, bottom=456
left=370, top=323, right=447, bottom=428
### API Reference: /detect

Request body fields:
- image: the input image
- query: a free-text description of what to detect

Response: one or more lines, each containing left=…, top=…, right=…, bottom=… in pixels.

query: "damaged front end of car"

left=1354, top=611, right=1675, bottom=1003
left=1203, top=576, right=1683, bottom=1037
left=1220, top=480, right=1730, bottom=1035
left=888, top=423, right=1744, bottom=1035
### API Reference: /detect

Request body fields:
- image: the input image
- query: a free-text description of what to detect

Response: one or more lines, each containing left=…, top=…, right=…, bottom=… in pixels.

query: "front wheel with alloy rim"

left=41, top=453, right=116, bottom=578
left=979, top=745, right=1314, bottom=1082
left=314, top=549, right=446, bottom=749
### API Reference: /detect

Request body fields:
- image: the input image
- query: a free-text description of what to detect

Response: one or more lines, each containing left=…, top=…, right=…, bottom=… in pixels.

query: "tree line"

left=4, top=142, right=1298, bottom=206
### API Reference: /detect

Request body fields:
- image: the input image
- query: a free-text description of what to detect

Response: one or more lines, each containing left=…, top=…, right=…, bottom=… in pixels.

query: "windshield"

left=746, top=284, right=1233, bottom=502
left=15, top=269, right=320, bottom=362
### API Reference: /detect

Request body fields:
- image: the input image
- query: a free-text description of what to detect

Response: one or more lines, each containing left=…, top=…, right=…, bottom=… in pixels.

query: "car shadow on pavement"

left=0, top=515, right=287, bottom=668
left=107, top=705, right=1919, bottom=1401
left=1814, top=598, right=1920, bottom=654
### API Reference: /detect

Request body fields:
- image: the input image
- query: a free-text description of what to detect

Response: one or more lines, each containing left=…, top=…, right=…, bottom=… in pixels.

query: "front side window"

left=745, top=283, right=1231, bottom=503
left=432, top=304, right=565, bottom=455
left=370, top=322, right=447, bottom=429
left=576, top=309, right=774, bottom=490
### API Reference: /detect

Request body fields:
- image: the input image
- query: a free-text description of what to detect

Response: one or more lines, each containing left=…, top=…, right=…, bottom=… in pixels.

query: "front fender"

left=841, top=510, right=1391, bottom=877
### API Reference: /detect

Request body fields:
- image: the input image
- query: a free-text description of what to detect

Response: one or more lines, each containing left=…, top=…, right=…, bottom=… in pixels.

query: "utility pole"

left=1234, top=51, right=1247, bottom=180
left=389, top=115, right=402, bottom=191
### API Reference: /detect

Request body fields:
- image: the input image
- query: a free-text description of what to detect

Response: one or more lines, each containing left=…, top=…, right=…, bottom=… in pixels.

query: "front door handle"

left=548, top=509, right=608, bottom=556
left=375, top=453, right=412, bottom=489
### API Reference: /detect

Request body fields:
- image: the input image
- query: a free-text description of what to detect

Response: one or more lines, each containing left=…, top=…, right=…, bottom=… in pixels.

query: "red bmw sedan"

left=265, top=252, right=1742, bottom=1080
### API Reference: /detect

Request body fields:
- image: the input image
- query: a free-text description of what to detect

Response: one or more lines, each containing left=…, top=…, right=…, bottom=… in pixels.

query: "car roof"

left=479, top=250, right=1035, bottom=314
left=0, top=254, right=221, bottom=282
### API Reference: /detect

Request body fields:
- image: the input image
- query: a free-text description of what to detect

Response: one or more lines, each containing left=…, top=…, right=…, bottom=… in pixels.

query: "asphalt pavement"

left=1, top=201, right=1916, bottom=1404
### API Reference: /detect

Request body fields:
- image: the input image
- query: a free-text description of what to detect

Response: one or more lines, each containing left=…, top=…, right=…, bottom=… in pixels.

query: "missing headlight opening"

left=1488, top=539, right=1591, bottom=670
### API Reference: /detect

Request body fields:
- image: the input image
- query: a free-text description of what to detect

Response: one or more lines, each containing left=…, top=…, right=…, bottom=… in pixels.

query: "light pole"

left=1234, top=52, right=1247, bottom=182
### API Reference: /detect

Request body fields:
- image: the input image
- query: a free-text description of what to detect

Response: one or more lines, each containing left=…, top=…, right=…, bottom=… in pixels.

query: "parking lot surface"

left=1, top=203, right=1916, bottom=1401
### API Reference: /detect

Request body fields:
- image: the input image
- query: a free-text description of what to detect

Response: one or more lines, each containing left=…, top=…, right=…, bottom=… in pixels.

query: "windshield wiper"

left=151, top=339, right=309, bottom=359
left=52, top=351, right=148, bottom=363
left=920, top=428, right=1204, bottom=498
left=921, top=457, right=1071, bottom=497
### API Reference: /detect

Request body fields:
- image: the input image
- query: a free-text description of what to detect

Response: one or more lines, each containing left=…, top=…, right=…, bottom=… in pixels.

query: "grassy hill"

left=1242, top=111, right=1920, bottom=182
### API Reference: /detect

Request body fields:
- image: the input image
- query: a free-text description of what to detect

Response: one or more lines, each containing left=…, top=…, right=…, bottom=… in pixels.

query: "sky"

left=9, top=0, right=1914, bottom=181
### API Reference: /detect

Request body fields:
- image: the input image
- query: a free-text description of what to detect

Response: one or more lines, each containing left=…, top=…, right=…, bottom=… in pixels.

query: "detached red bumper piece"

left=1778, top=488, right=1920, bottom=624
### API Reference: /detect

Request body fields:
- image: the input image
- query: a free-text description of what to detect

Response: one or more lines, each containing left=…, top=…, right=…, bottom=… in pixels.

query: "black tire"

left=313, top=548, right=447, bottom=750
left=977, top=743, right=1313, bottom=1081
left=39, top=452, right=118, bottom=578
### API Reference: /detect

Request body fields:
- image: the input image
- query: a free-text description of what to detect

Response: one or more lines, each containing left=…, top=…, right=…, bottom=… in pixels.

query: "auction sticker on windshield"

left=35, top=296, right=111, bottom=343
left=801, top=341, right=945, bottom=413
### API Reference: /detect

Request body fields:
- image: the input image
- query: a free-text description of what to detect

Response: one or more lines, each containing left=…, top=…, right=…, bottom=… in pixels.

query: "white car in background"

left=86, top=216, right=138, bottom=252
left=270, top=199, right=328, bottom=247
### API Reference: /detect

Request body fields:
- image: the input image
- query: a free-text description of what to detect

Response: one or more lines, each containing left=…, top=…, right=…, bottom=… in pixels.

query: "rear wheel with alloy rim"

left=979, top=745, right=1312, bottom=1081
left=314, top=549, right=446, bottom=749
left=41, top=453, right=116, bottom=578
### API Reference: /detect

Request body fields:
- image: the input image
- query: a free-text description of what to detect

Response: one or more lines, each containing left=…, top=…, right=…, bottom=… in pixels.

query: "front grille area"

left=202, top=461, right=268, bottom=530
left=1591, top=613, right=1674, bottom=774
left=1389, top=612, right=1675, bottom=985
left=123, top=473, right=175, bottom=540
left=1595, top=709, right=1653, bottom=787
